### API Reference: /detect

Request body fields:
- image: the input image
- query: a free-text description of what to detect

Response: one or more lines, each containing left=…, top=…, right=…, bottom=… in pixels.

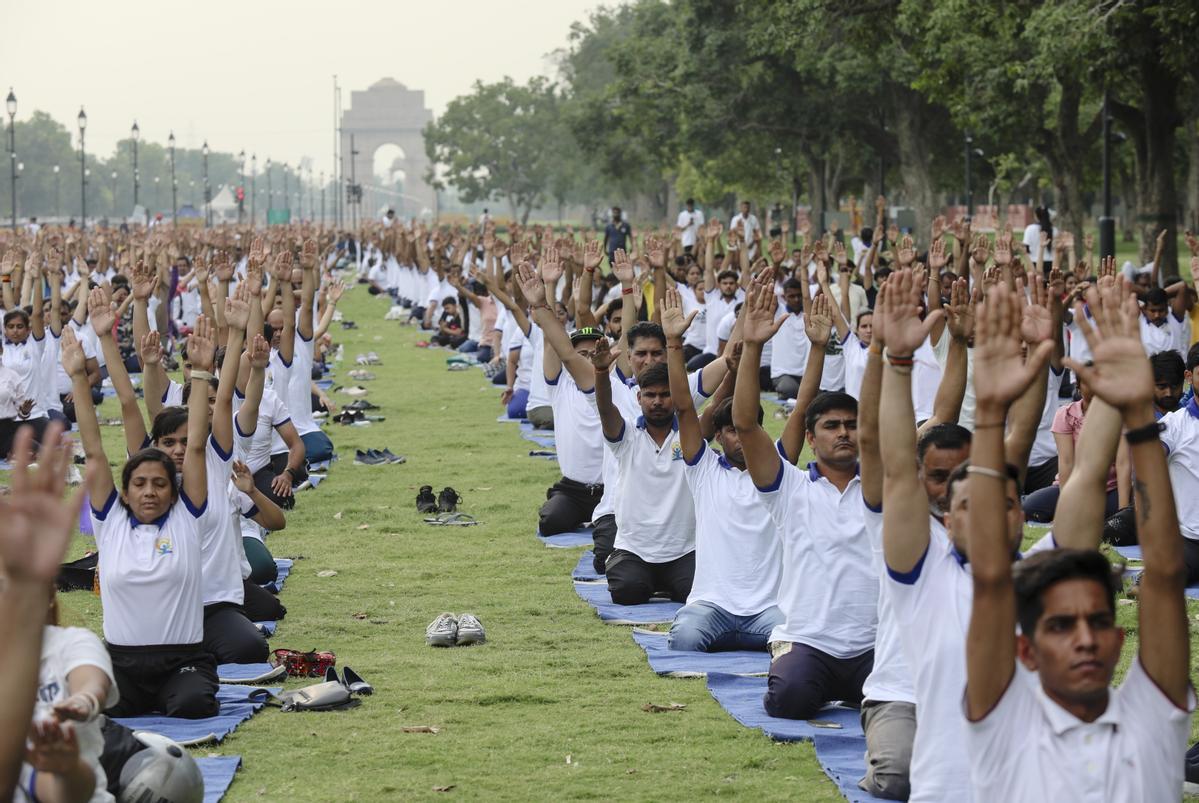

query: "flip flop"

left=422, top=512, right=479, bottom=526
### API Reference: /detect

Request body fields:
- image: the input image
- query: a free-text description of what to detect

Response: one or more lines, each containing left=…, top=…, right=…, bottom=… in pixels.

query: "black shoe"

left=342, top=666, right=374, bottom=695
left=347, top=400, right=380, bottom=411
left=324, top=665, right=339, bottom=684
left=354, top=449, right=385, bottom=466
left=378, top=448, right=406, bottom=464
left=438, top=487, right=461, bottom=513
left=416, top=485, right=438, bottom=513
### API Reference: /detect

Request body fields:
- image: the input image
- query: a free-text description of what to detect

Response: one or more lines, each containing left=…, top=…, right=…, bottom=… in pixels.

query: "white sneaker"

left=456, top=613, right=486, bottom=646
left=426, top=613, right=459, bottom=647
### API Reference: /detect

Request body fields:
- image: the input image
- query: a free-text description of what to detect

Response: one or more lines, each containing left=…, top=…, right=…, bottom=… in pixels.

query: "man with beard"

left=733, top=282, right=878, bottom=720
left=590, top=338, right=696, bottom=605
left=1152, top=351, right=1185, bottom=418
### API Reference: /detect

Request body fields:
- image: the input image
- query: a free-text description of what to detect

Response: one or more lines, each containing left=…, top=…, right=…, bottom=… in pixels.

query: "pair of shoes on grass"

left=416, top=486, right=460, bottom=513
left=323, top=665, right=374, bottom=694
left=354, top=449, right=405, bottom=466
left=426, top=613, right=485, bottom=647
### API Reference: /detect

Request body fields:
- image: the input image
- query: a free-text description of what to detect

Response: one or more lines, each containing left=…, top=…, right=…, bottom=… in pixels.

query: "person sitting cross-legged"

left=964, top=280, right=1193, bottom=800
left=590, top=337, right=695, bottom=605
left=660, top=286, right=783, bottom=651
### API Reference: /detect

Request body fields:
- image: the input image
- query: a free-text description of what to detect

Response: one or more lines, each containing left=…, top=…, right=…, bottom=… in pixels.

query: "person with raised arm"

left=964, top=280, right=1192, bottom=800
left=732, top=282, right=877, bottom=720
left=662, top=285, right=785, bottom=651
left=64, top=317, right=218, bottom=718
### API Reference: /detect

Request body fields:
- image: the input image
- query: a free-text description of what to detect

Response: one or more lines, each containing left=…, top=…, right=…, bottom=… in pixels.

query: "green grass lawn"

left=47, top=280, right=1199, bottom=801
left=55, top=287, right=840, bottom=802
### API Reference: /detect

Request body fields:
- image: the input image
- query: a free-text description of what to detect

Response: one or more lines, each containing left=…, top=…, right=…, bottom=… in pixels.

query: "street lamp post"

left=283, top=163, right=289, bottom=217
left=153, top=176, right=159, bottom=214
left=77, top=107, right=87, bottom=229
left=201, top=141, right=210, bottom=227
left=110, top=171, right=118, bottom=216
left=238, top=150, right=245, bottom=224
left=7, top=88, right=16, bottom=231
left=1099, top=88, right=1116, bottom=260
left=168, top=131, right=177, bottom=227
left=964, top=132, right=974, bottom=219
left=130, top=121, right=140, bottom=215
left=189, top=179, right=196, bottom=206
left=53, top=165, right=60, bottom=219
left=250, top=154, right=257, bottom=225
left=265, top=158, right=272, bottom=224
left=319, top=170, right=325, bottom=223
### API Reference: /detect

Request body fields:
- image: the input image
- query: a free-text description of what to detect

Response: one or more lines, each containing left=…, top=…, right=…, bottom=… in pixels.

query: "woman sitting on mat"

left=63, top=321, right=218, bottom=719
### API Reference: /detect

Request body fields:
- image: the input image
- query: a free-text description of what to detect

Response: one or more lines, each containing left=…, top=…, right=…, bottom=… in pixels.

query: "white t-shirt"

left=678, top=286, right=708, bottom=351
left=676, top=209, right=705, bottom=248
left=546, top=369, right=603, bottom=485
left=56, top=321, right=98, bottom=396
left=756, top=455, right=877, bottom=656
left=287, top=333, right=319, bottom=436
left=1028, top=366, right=1067, bottom=466
left=769, top=308, right=810, bottom=380
left=704, top=289, right=743, bottom=356
left=526, top=324, right=550, bottom=410
left=912, top=336, right=943, bottom=422
left=861, top=505, right=916, bottom=705
left=888, top=517, right=973, bottom=801
left=2, top=335, right=46, bottom=418
left=235, top=386, right=291, bottom=473
left=1023, top=223, right=1055, bottom=263
left=39, top=330, right=63, bottom=413
left=1139, top=314, right=1175, bottom=357
left=684, top=439, right=781, bottom=615
left=966, top=658, right=1192, bottom=803
left=16, top=626, right=119, bottom=803
left=1161, top=402, right=1199, bottom=541
left=199, top=437, right=246, bottom=606
left=599, top=412, right=696, bottom=563
left=842, top=334, right=870, bottom=400
left=90, top=488, right=206, bottom=646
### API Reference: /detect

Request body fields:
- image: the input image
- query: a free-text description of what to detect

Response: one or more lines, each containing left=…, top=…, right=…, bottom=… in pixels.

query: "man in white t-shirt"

left=769, top=279, right=809, bottom=399
left=729, top=201, right=761, bottom=259
left=676, top=199, right=705, bottom=254
left=734, top=285, right=878, bottom=719
left=591, top=342, right=695, bottom=605
left=661, top=288, right=782, bottom=651
left=964, top=281, right=1192, bottom=802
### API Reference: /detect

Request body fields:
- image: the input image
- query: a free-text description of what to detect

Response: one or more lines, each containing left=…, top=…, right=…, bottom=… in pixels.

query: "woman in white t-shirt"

left=62, top=323, right=218, bottom=720
left=15, top=595, right=119, bottom=803
left=1022, top=206, right=1054, bottom=272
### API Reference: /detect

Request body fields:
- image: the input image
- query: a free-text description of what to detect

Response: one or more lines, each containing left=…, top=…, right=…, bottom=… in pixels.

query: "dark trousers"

left=774, top=374, right=802, bottom=400
left=0, top=416, right=49, bottom=456
left=682, top=344, right=702, bottom=363
left=202, top=602, right=269, bottom=664
left=605, top=549, right=695, bottom=605
left=539, top=478, right=603, bottom=536
left=106, top=643, right=219, bottom=719
left=592, top=514, right=616, bottom=575
left=763, top=642, right=874, bottom=720
left=243, top=536, right=278, bottom=585
left=1183, top=538, right=1199, bottom=586
left=242, top=578, right=286, bottom=622
left=1023, top=485, right=1119, bottom=524
left=686, top=352, right=717, bottom=372
left=1024, top=456, right=1059, bottom=494
left=61, top=388, right=103, bottom=424
left=253, top=452, right=305, bottom=510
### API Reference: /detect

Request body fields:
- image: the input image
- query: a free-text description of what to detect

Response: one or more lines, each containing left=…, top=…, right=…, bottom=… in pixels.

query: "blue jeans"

left=300, top=430, right=334, bottom=464
left=667, top=601, right=783, bottom=652
left=457, top=339, right=478, bottom=353
left=506, top=388, right=529, bottom=419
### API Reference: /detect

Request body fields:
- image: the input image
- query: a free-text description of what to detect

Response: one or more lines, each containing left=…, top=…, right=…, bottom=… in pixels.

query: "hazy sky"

left=1, top=0, right=616, bottom=177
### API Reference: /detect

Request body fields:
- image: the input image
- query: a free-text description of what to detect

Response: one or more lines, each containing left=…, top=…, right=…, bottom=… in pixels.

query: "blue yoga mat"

left=522, top=432, right=557, bottom=448
left=198, top=756, right=242, bottom=803
left=0, top=459, right=11, bottom=470
left=267, top=558, right=293, bottom=592
left=632, top=629, right=770, bottom=677
left=572, top=550, right=604, bottom=581
left=705, top=673, right=884, bottom=802
left=315, top=378, right=334, bottom=390
left=1114, top=545, right=1142, bottom=561
left=254, top=620, right=278, bottom=636
left=217, top=663, right=286, bottom=684
left=308, top=459, right=332, bottom=472
left=496, top=414, right=527, bottom=424
left=113, top=684, right=275, bottom=745
left=538, top=528, right=593, bottom=548
left=1114, top=546, right=1199, bottom=598
left=574, top=582, right=682, bottom=625
left=529, top=450, right=557, bottom=460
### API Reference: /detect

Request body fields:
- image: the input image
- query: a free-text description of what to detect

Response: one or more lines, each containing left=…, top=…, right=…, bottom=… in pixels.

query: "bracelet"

left=973, top=420, right=1005, bottom=430
left=868, top=343, right=884, bottom=357
left=190, top=370, right=215, bottom=382
left=1124, top=420, right=1164, bottom=445
left=621, top=287, right=634, bottom=296
left=585, top=267, right=596, bottom=274
left=886, top=353, right=914, bottom=367
left=966, top=465, right=1008, bottom=481
left=283, top=467, right=295, bottom=477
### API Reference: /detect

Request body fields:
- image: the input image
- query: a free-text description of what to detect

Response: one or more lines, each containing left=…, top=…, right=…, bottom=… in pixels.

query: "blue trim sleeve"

left=92, top=488, right=119, bottom=521
left=605, top=420, right=626, bottom=444
left=886, top=545, right=930, bottom=585
left=683, top=439, right=707, bottom=467
left=180, top=490, right=207, bottom=518
left=579, top=386, right=595, bottom=395
left=234, top=417, right=255, bottom=439
left=696, top=369, right=707, bottom=398
left=864, top=498, right=883, bottom=514
left=275, top=417, right=292, bottom=429
left=545, top=369, right=562, bottom=386
left=208, top=433, right=233, bottom=462
left=756, top=459, right=785, bottom=493
left=244, top=504, right=260, bottom=520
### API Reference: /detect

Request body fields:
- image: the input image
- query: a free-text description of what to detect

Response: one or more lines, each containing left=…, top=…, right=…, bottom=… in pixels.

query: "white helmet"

left=118, top=731, right=204, bottom=803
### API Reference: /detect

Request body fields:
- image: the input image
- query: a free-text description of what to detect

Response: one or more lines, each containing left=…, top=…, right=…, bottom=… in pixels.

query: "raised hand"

left=326, top=280, right=345, bottom=305
left=928, top=237, right=948, bottom=271
left=60, top=328, right=87, bottom=378
left=805, top=292, right=832, bottom=347
left=582, top=239, right=602, bottom=271
left=540, top=247, right=564, bottom=286
left=1064, top=283, right=1153, bottom=412
left=231, top=460, right=254, bottom=495
left=87, top=286, right=116, bottom=336
left=300, top=238, right=319, bottom=270
left=646, top=236, right=666, bottom=270
left=769, top=238, right=786, bottom=266
left=610, top=249, right=635, bottom=284
left=0, top=424, right=87, bottom=585
left=248, top=333, right=270, bottom=369
left=879, top=268, right=942, bottom=356
left=832, top=240, right=848, bottom=269
left=1097, top=255, right=1116, bottom=280
left=213, top=251, right=235, bottom=283
left=272, top=251, right=293, bottom=282
left=224, top=281, right=251, bottom=332
left=590, top=335, right=621, bottom=372
left=973, top=283, right=1054, bottom=411
left=139, top=330, right=162, bottom=367
left=515, top=261, right=546, bottom=307
left=970, top=234, right=991, bottom=267
left=1019, top=274, right=1054, bottom=345
left=660, top=286, right=698, bottom=341
left=248, top=235, right=266, bottom=271
left=896, top=234, right=916, bottom=267
left=131, top=259, right=158, bottom=301
left=742, top=283, right=786, bottom=346
left=188, top=315, right=217, bottom=373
